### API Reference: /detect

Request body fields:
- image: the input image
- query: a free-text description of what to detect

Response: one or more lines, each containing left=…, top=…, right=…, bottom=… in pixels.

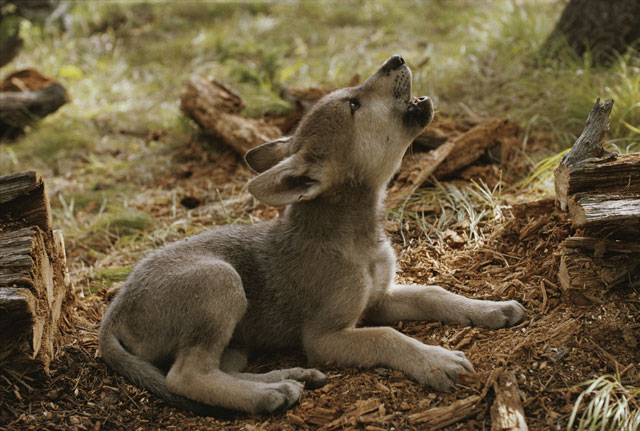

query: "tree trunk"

left=543, top=0, right=640, bottom=64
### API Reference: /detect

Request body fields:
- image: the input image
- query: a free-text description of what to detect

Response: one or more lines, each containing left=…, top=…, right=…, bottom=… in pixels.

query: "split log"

left=0, top=170, right=73, bottom=374
left=180, top=76, right=282, bottom=155
left=555, top=152, right=640, bottom=212
left=0, top=69, right=69, bottom=137
left=490, top=370, right=529, bottom=431
left=563, top=236, right=640, bottom=254
left=568, top=193, right=640, bottom=228
left=553, top=98, right=640, bottom=292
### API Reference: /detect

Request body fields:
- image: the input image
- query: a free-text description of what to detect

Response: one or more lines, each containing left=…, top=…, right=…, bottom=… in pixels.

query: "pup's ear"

left=248, top=155, right=324, bottom=206
left=245, top=136, right=293, bottom=173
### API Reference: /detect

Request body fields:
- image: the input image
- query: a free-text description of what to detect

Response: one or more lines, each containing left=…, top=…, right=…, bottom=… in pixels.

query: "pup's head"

left=246, top=54, right=434, bottom=206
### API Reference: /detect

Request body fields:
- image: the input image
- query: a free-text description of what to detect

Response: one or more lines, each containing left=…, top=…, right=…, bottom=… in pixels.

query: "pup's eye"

left=349, top=98, right=360, bottom=114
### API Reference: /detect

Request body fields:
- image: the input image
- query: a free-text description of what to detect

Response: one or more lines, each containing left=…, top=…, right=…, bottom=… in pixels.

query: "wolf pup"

left=100, top=55, right=525, bottom=415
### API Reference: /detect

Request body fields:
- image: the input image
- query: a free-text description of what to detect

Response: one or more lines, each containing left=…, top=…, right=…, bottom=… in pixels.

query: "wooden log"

left=559, top=246, right=640, bottom=291
left=568, top=193, right=640, bottom=228
left=555, top=153, right=640, bottom=211
left=490, top=370, right=529, bottom=431
left=554, top=98, right=616, bottom=210
left=179, top=76, right=282, bottom=155
left=0, top=170, right=74, bottom=374
left=0, top=227, right=54, bottom=371
left=0, top=82, right=68, bottom=136
left=433, top=118, right=522, bottom=178
left=562, top=236, right=640, bottom=254
left=0, top=170, right=53, bottom=244
left=407, top=395, right=484, bottom=429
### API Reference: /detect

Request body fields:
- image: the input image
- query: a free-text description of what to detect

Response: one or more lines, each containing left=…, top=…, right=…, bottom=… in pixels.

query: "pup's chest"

left=348, top=239, right=396, bottom=306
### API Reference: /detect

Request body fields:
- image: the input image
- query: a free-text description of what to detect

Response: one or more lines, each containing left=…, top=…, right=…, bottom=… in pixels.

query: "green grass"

left=568, top=374, right=640, bottom=431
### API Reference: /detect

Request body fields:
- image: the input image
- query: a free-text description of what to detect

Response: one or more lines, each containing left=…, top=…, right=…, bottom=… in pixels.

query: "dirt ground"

left=1, top=135, right=639, bottom=431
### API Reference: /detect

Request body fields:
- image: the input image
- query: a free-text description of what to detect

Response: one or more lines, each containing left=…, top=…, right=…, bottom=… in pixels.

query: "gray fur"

left=99, top=55, right=525, bottom=415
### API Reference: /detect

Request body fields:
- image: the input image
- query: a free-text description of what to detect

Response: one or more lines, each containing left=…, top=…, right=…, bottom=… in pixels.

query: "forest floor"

left=1, top=1, right=639, bottom=430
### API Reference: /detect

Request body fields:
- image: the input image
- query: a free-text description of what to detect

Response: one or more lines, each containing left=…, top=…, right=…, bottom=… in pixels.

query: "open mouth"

left=404, top=96, right=434, bottom=128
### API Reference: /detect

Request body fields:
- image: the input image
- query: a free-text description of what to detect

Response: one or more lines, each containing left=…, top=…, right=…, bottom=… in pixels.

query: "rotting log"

left=432, top=118, right=522, bottom=179
left=0, top=69, right=68, bottom=137
left=490, top=370, right=529, bottom=431
left=407, top=395, right=484, bottom=429
left=0, top=170, right=73, bottom=375
left=0, top=227, right=54, bottom=372
left=559, top=247, right=640, bottom=291
left=553, top=98, right=640, bottom=292
left=554, top=153, right=640, bottom=210
left=568, top=193, right=640, bottom=229
left=386, top=118, right=522, bottom=208
left=179, top=76, right=282, bottom=155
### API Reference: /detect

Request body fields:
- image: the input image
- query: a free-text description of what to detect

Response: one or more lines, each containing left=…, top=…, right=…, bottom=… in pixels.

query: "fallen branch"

left=0, top=69, right=68, bottom=137
left=180, top=76, right=282, bottom=155
left=386, top=118, right=522, bottom=208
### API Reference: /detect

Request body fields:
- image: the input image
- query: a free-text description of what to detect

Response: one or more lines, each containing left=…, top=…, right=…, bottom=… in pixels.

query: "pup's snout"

left=384, top=54, right=405, bottom=71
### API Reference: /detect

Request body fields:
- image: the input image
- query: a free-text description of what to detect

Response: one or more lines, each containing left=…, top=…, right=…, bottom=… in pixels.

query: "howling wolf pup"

left=100, top=55, right=525, bottom=414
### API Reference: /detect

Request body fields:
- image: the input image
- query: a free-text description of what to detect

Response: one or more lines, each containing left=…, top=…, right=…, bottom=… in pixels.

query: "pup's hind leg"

left=366, top=284, right=525, bottom=329
left=221, top=347, right=327, bottom=388
left=165, top=261, right=303, bottom=414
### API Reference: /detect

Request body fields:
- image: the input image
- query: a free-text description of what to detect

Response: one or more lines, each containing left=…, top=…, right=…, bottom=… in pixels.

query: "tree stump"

left=554, top=99, right=640, bottom=293
left=0, top=170, right=74, bottom=375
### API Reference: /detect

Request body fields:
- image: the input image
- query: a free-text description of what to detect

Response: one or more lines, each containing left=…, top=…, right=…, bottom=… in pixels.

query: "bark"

left=543, top=0, right=640, bottom=64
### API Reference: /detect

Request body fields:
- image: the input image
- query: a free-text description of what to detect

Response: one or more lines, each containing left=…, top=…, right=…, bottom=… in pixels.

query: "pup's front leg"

left=303, top=327, right=473, bottom=391
left=366, top=284, right=525, bottom=328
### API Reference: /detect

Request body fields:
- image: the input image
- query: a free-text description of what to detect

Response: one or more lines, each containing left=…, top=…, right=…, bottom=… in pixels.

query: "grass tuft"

left=568, top=374, right=640, bottom=431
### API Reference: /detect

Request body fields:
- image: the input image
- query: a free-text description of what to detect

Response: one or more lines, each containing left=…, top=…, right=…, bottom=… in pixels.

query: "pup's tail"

left=98, top=327, right=228, bottom=416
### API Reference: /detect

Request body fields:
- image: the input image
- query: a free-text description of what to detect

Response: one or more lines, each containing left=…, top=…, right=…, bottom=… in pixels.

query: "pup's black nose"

left=387, top=54, right=405, bottom=70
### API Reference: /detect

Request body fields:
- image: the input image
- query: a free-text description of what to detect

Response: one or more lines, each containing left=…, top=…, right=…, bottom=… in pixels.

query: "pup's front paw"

left=282, top=367, right=328, bottom=389
left=473, top=300, right=526, bottom=329
left=255, top=380, right=304, bottom=414
left=410, top=345, right=474, bottom=391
